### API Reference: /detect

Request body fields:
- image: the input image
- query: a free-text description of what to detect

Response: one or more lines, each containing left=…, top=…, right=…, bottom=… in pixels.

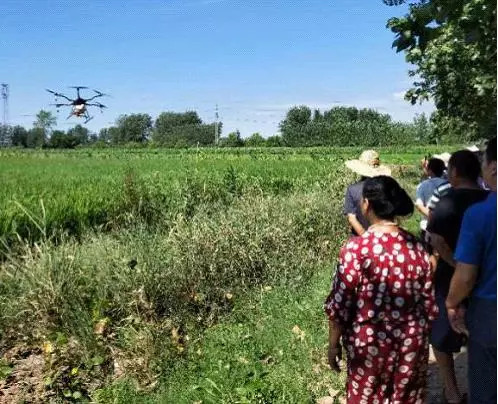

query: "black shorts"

left=430, top=293, right=466, bottom=353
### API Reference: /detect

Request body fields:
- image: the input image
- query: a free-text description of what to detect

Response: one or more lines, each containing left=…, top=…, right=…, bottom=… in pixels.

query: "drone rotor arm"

left=46, top=89, right=73, bottom=102
left=86, top=90, right=107, bottom=102
left=87, top=102, right=107, bottom=108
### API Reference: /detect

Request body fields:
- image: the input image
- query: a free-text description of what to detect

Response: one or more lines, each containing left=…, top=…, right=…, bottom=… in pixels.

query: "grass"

left=0, top=145, right=452, bottom=249
left=0, top=146, right=445, bottom=402
left=94, top=267, right=346, bottom=403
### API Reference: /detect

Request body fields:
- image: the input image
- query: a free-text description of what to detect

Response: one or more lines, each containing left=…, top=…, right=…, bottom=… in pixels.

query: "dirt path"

left=427, top=347, right=468, bottom=404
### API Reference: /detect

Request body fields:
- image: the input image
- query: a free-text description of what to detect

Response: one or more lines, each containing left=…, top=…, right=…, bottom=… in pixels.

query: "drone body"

left=46, top=86, right=108, bottom=123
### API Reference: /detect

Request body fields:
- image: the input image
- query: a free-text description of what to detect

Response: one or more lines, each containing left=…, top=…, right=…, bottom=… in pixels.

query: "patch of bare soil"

left=0, top=347, right=46, bottom=403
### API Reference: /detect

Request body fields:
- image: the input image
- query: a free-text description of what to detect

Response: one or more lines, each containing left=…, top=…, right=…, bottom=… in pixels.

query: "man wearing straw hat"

left=343, top=150, right=391, bottom=235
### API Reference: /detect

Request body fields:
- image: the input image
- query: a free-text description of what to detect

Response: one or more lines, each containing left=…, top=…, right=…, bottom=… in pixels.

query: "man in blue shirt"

left=446, top=137, right=497, bottom=404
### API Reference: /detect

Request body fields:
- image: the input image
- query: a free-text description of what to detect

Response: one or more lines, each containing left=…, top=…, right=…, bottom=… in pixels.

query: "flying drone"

left=46, top=86, right=108, bottom=123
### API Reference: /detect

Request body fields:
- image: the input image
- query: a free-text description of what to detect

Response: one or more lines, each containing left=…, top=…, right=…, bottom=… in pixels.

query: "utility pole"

left=1, top=84, right=9, bottom=147
left=214, top=104, right=219, bottom=146
left=1, top=84, right=8, bottom=126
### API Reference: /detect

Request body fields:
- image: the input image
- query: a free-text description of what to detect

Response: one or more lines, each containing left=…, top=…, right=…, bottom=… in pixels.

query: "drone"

left=46, top=86, right=108, bottom=123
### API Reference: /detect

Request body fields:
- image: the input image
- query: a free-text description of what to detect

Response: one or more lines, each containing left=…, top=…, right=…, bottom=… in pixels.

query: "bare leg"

left=433, top=348, right=462, bottom=402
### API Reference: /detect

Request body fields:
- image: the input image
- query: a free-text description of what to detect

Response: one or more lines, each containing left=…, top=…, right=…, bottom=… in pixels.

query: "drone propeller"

left=87, top=102, right=107, bottom=109
left=46, top=89, right=73, bottom=102
left=50, top=103, right=72, bottom=107
left=69, top=86, right=89, bottom=90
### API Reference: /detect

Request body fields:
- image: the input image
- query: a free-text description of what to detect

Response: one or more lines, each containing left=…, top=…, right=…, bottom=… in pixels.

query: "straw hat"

left=466, top=145, right=480, bottom=153
left=432, top=152, right=451, bottom=165
left=345, top=150, right=391, bottom=177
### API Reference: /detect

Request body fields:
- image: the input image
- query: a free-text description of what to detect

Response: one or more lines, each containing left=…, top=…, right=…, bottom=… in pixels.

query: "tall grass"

left=0, top=161, right=351, bottom=401
left=0, top=147, right=432, bottom=401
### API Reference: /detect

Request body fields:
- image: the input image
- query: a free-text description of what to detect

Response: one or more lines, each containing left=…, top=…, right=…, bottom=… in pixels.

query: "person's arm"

left=446, top=262, right=479, bottom=308
left=347, top=213, right=366, bottom=235
left=430, top=233, right=456, bottom=267
left=344, top=186, right=366, bottom=235
left=446, top=207, right=483, bottom=335
left=324, top=243, right=362, bottom=372
left=446, top=262, right=478, bottom=335
left=415, top=202, right=430, bottom=217
left=328, top=319, right=343, bottom=372
left=427, top=197, right=455, bottom=266
left=415, top=183, right=430, bottom=217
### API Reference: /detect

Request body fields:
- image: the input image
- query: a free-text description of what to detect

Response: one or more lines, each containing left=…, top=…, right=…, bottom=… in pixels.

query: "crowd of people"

left=325, top=138, right=497, bottom=404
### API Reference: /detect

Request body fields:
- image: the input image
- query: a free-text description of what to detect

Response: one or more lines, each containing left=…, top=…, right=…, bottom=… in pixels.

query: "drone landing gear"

left=84, top=116, right=94, bottom=124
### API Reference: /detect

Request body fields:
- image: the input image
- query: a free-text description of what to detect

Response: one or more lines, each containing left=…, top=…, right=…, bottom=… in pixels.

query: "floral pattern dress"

left=325, top=229, right=437, bottom=404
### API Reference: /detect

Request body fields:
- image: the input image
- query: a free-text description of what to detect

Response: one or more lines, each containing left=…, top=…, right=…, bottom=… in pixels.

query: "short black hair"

left=363, top=176, right=414, bottom=220
left=427, top=158, right=446, bottom=177
left=448, top=150, right=481, bottom=181
left=485, top=137, right=496, bottom=163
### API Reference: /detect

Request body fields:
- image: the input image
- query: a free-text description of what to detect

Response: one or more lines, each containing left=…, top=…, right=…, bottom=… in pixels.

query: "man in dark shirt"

left=447, top=137, right=497, bottom=404
left=427, top=150, right=489, bottom=403
left=344, top=150, right=391, bottom=235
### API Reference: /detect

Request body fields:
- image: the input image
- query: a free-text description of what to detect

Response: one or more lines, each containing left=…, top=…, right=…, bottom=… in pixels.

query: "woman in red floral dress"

left=325, top=176, right=437, bottom=404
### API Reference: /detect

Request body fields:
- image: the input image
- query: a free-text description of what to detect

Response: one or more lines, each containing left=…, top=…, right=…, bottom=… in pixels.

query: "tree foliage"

left=26, top=127, right=46, bottom=148
left=67, top=124, right=90, bottom=145
left=34, top=110, right=57, bottom=133
left=386, top=0, right=497, bottom=138
left=114, top=114, right=153, bottom=143
left=219, top=130, right=244, bottom=147
left=279, top=106, right=418, bottom=146
left=245, top=132, right=266, bottom=147
left=11, top=126, right=28, bottom=147
left=152, top=111, right=217, bottom=147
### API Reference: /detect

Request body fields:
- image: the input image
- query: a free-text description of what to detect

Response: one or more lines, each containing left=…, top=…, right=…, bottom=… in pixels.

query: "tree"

left=220, top=130, right=244, bottom=147
left=152, top=111, right=217, bottom=146
left=280, top=106, right=312, bottom=146
left=245, top=132, right=266, bottom=147
left=11, top=125, right=28, bottom=147
left=412, top=113, right=434, bottom=143
left=386, top=0, right=497, bottom=138
left=266, top=135, right=283, bottom=147
left=67, top=124, right=90, bottom=145
left=26, top=127, right=46, bottom=148
left=34, top=110, right=57, bottom=133
left=47, top=130, right=79, bottom=149
left=108, top=127, right=122, bottom=144
left=279, top=105, right=396, bottom=146
left=115, top=114, right=152, bottom=143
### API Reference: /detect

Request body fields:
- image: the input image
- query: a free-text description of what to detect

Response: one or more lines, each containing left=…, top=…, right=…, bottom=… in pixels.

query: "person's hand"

left=447, top=305, right=468, bottom=336
left=328, top=344, right=342, bottom=372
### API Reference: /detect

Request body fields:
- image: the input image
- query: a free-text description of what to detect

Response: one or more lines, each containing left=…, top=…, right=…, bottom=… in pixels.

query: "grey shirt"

left=344, top=181, right=369, bottom=235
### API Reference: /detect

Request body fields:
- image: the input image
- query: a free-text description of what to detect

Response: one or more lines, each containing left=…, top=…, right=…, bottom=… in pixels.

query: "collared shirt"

left=454, top=192, right=497, bottom=300
left=427, top=181, right=452, bottom=211
left=416, top=177, right=447, bottom=230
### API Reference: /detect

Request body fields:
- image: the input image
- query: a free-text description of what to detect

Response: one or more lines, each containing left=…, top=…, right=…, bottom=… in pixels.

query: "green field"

left=0, top=146, right=450, bottom=403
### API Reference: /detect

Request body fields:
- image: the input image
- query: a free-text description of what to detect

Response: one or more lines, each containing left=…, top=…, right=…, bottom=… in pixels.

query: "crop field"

left=0, top=146, right=450, bottom=403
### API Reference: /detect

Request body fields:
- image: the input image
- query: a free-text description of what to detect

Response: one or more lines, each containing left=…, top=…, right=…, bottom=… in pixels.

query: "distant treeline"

left=0, top=105, right=480, bottom=149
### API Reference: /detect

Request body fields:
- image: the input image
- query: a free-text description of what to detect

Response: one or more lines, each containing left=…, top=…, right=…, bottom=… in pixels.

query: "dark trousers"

left=468, top=338, right=497, bottom=403
left=467, top=297, right=497, bottom=404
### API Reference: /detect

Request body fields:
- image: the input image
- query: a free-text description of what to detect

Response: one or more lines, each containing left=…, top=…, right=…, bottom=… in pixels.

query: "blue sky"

left=0, top=0, right=433, bottom=137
